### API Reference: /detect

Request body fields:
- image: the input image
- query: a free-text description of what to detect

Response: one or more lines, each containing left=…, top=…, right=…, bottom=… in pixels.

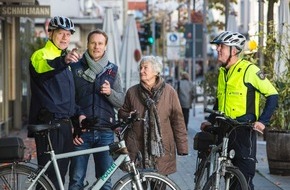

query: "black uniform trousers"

left=34, top=119, right=74, bottom=189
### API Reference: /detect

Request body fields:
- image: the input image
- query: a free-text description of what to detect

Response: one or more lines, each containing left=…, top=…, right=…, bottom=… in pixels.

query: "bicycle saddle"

left=27, top=124, right=60, bottom=133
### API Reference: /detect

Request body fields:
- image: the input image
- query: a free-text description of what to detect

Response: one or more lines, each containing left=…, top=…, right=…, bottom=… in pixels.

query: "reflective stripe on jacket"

left=29, top=40, right=76, bottom=123
left=217, top=59, right=278, bottom=120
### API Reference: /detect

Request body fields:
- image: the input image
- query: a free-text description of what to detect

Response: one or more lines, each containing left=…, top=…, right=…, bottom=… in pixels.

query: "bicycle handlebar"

left=204, top=108, right=223, bottom=116
left=111, top=111, right=145, bottom=140
left=204, top=108, right=253, bottom=127
left=111, top=111, right=141, bottom=130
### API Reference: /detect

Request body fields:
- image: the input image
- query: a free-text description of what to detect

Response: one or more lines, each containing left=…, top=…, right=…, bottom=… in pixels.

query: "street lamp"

left=258, top=0, right=264, bottom=69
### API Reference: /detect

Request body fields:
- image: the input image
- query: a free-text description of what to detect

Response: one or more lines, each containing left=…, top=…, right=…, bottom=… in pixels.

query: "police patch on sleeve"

left=256, top=70, right=265, bottom=80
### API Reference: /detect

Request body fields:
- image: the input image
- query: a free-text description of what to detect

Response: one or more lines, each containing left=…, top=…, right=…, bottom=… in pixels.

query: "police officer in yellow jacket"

left=201, top=31, right=278, bottom=190
left=29, top=16, right=81, bottom=189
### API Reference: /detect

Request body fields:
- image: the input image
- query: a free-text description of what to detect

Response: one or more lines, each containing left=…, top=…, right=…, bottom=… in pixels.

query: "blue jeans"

left=68, top=130, right=114, bottom=190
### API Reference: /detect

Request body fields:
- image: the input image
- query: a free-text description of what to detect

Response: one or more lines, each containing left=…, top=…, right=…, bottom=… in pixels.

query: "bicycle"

left=0, top=113, right=181, bottom=190
left=193, top=108, right=251, bottom=190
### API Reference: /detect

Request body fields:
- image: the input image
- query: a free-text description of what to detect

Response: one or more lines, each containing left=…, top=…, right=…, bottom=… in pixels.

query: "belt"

left=56, top=118, right=70, bottom=121
left=53, top=118, right=71, bottom=123
left=84, top=127, right=111, bottom=132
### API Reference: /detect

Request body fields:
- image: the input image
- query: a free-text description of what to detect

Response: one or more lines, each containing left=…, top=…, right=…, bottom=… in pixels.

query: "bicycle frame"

left=194, top=108, right=253, bottom=190
left=27, top=140, right=132, bottom=190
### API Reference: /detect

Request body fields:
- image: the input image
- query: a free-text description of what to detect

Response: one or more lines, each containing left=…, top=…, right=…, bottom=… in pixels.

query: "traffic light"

left=155, top=22, right=161, bottom=39
left=138, top=23, right=155, bottom=51
left=144, top=23, right=154, bottom=45
left=138, top=31, right=147, bottom=51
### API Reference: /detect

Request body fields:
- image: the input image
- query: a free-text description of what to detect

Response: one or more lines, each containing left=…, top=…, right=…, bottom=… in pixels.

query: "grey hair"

left=138, top=55, right=163, bottom=75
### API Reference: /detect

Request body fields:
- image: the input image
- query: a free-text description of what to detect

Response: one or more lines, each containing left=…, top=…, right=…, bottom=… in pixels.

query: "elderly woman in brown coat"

left=118, top=55, right=188, bottom=176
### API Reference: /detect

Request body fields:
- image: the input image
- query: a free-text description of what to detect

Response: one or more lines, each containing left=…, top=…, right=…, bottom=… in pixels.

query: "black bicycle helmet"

left=210, top=31, right=246, bottom=52
left=48, top=16, right=75, bottom=34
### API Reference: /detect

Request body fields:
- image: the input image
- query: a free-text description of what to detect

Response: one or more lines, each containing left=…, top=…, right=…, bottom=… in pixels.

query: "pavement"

left=5, top=103, right=290, bottom=189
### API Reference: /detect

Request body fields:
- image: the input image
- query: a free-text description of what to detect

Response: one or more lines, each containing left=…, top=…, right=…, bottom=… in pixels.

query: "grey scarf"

left=82, top=51, right=109, bottom=82
left=138, top=78, right=165, bottom=164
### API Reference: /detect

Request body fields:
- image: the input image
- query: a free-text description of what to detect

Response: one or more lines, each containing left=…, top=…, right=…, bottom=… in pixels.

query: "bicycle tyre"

left=0, top=163, right=55, bottom=190
left=112, top=171, right=181, bottom=190
left=202, top=166, right=248, bottom=190
left=194, top=156, right=210, bottom=190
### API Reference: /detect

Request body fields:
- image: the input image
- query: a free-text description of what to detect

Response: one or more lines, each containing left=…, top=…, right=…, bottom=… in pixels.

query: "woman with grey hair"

left=118, top=55, right=188, bottom=178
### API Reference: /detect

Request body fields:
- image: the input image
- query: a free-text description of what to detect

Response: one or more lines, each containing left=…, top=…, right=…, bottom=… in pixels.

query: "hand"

left=200, top=121, right=212, bottom=131
left=65, top=48, right=81, bottom=64
left=253, top=121, right=265, bottom=134
left=100, top=80, right=111, bottom=96
left=72, top=115, right=86, bottom=142
left=72, top=125, right=83, bottom=144
left=73, top=136, right=84, bottom=145
left=72, top=115, right=86, bottom=145
left=114, top=127, right=122, bottom=134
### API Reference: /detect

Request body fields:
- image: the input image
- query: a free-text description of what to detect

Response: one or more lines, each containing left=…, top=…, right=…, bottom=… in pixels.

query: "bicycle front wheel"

left=112, top=171, right=181, bottom=190
left=202, top=167, right=248, bottom=190
left=0, top=163, right=54, bottom=190
left=194, top=156, right=210, bottom=190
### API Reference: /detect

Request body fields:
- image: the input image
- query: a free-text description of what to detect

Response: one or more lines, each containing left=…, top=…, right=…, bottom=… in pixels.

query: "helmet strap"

left=49, top=30, right=63, bottom=51
left=221, top=46, right=232, bottom=67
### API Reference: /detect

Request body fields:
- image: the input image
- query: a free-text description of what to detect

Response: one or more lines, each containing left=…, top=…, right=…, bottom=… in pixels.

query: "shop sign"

left=0, top=0, right=34, bottom=3
left=0, top=5, right=50, bottom=18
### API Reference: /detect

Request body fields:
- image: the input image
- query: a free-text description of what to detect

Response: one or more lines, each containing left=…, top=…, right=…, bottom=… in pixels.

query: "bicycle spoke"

left=202, top=167, right=248, bottom=190
left=113, top=172, right=180, bottom=190
left=0, top=164, right=53, bottom=190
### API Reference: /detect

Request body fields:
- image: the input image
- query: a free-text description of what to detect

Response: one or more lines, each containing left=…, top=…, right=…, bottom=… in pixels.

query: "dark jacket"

left=71, top=57, right=118, bottom=128
left=29, top=40, right=77, bottom=125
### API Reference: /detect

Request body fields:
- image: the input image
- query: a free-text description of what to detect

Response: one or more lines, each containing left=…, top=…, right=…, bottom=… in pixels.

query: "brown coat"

left=118, top=80, right=188, bottom=175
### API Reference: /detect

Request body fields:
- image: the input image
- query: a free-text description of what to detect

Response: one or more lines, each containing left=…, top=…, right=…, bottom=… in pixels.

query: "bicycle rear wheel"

left=112, top=171, right=181, bottom=190
left=202, top=166, right=248, bottom=190
left=0, top=163, right=54, bottom=190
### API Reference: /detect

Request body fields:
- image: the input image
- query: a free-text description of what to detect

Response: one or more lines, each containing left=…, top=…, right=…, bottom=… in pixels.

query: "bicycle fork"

left=213, top=137, right=229, bottom=190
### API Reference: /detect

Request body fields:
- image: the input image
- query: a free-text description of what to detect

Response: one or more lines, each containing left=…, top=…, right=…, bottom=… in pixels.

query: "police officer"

left=200, top=31, right=278, bottom=190
left=29, top=16, right=81, bottom=189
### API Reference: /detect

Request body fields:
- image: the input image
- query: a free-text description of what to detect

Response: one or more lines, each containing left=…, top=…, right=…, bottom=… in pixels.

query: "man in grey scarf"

left=69, top=29, right=124, bottom=190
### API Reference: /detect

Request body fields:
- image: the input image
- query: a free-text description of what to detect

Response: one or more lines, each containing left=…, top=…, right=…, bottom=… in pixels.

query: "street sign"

left=167, top=32, right=182, bottom=46
left=167, top=46, right=180, bottom=60
left=166, top=32, right=185, bottom=60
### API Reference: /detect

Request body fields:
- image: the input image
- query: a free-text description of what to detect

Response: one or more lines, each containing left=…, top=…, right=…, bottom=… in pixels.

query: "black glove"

left=81, top=117, right=99, bottom=129
left=71, top=115, right=82, bottom=138
left=73, top=125, right=82, bottom=138
left=71, top=115, right=79, bottom=128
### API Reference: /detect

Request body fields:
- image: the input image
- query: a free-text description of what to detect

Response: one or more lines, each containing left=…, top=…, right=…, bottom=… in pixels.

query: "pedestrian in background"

left=69, top=29, right=124, bottom=190
left=29, top=16, right=81, bottom=189
left=118, top=55, right=188, bottom=179
left=176, top=71, right=195, bottom=130
left=200, top=31, right=278, bottom=190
